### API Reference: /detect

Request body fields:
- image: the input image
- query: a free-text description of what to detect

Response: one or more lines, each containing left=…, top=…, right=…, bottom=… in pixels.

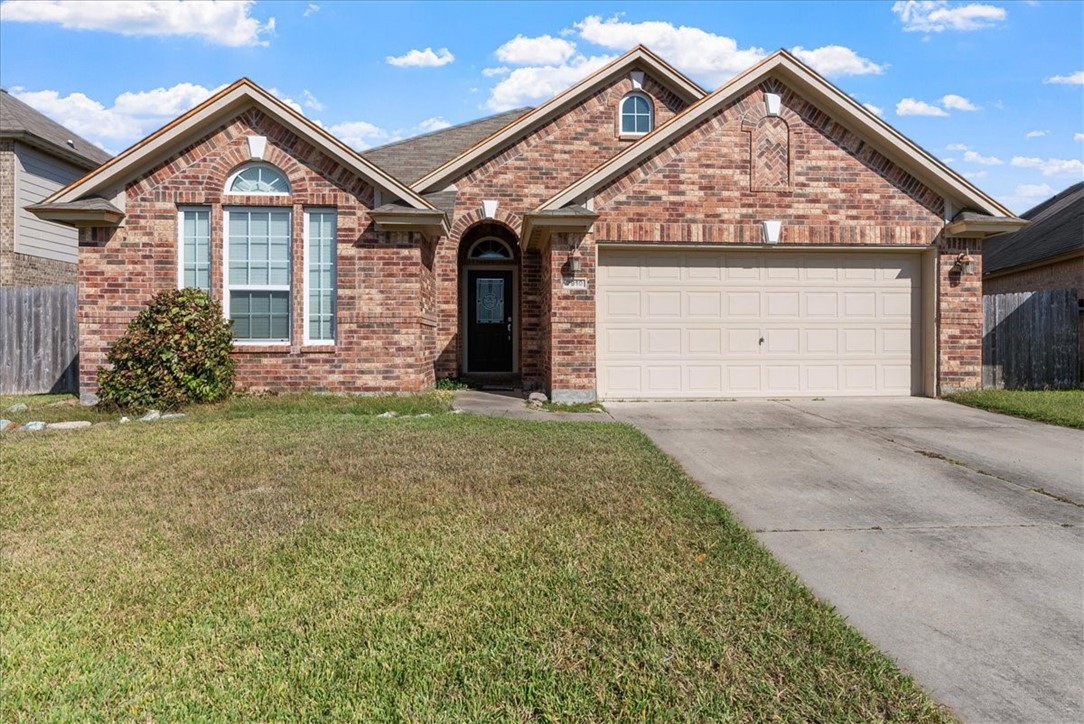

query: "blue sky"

left=1, top=0, right=1081, bottom=212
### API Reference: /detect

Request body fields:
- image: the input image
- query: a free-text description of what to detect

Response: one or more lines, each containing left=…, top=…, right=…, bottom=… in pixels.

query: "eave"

left=943, top=217, right=1029, bottom=238
left=27, top=199, right=125, bottom=228
left=368, top=209, right=449, bottom=240
left=520, top=208, right=599, bottom=249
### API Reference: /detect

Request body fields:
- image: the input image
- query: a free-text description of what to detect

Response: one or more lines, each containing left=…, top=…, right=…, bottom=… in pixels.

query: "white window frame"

left=177, top=206, right=211, bottom=291
left=223, top=207, right=292, bottom=345
left=466, top=236, right=514, bottom=261
left=224, top=162, right=292, bottom=196
left=303, top=209, right=337, bottom=346
left=619, top=93, right=654, bottom=137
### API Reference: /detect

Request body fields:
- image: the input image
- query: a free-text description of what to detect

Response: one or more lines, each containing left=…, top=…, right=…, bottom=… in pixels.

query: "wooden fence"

left=982, top=290, right=1081, bottom=389
left=0, top=285, right=78, bottom=395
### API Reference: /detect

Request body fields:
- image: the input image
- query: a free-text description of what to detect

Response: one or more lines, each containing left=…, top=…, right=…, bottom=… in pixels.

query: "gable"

left=412, top=46, right=706, bottom=194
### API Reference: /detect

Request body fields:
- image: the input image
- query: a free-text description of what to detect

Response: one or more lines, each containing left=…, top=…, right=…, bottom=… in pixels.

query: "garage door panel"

left=597, top=250, right=922, bottom=398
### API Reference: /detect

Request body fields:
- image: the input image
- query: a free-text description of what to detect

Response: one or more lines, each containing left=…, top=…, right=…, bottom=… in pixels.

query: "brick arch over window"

left=449, top=207, right=523, bottom=243
left=207, top=146, right=307, bottom=199
left=740, top=91, right=805, bottom=192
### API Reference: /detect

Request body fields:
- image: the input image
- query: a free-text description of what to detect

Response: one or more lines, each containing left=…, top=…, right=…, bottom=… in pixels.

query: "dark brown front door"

left=466, top=269, right=513, bottom=372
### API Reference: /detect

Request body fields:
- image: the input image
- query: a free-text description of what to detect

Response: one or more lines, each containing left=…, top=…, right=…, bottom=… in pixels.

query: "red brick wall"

left=984, top=257, right=1083, bottom=295
left=433, top=74, right=692, bottom=383
left=937, top=237, right=984, bottom=392
left=79, top=109, right=434, bottom=395
left=546, top=232, right=597, bottom=401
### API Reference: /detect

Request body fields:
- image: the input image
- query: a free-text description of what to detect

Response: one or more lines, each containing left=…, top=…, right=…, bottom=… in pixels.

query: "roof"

left=411, top=45, right=707, bottom=194
left=43, top=78, right=435, bottom=214
left=540, top=49, right=1016, bottom=220
left=984, top=182, right=1083, bottom=275
left=0, top=88, right=112, bottom=168
left=361, top=108, right=531, bottom=185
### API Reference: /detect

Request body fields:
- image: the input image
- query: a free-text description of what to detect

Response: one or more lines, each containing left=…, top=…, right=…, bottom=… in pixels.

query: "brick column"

left=546, top=232, right=596, bottom=402
left=937, top=235, right=983, bottom=393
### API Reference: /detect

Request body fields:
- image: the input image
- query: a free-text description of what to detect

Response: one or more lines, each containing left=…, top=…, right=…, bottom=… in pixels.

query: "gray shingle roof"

left=361, top=107, right=531, bottom=186
left=0, top=88, right=113, bottom=168
left=984, top=182, right=1083, bottom=275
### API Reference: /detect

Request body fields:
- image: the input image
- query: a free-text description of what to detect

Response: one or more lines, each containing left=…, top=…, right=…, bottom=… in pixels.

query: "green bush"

left=97, top=288, right=236, bottom=411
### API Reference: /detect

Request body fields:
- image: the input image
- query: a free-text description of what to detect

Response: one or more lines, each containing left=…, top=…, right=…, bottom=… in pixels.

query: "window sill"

left=618, top=132, right=649, bottom=141
left=232, top=342, right=290, bottom=353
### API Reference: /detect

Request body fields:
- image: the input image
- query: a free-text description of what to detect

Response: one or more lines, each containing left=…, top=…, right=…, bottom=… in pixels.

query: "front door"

left=466, top=269, right=514, bottom=373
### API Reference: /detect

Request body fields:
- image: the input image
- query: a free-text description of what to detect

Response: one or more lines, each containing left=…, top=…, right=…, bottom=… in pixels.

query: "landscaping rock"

left=5, top=403, right=28, bottom=413
left=451, top=409, right=465, bottom=415
left=528, top=392, right=548, bottom=403
left=140, top=410, right=161, bottom=422
left=18, top=421, right=46, bottom=432
left=0, top=419, right=13, bottom=432
left=119, top=416, right=131, bottom=424
left=79, top=393, right=99, bottom=407
left=377, top=411, right=398, bottom=418
left=160, top=413, right=186, bottom=420
left=416, top=413, right=432, bottom=418
left=47, top=421, right=92, bottom=431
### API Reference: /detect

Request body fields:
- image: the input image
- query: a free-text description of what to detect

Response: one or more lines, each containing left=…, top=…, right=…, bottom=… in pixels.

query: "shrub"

left=97, top=288, right=236, bottom=410
left=434, top=376, right=470, bottom=391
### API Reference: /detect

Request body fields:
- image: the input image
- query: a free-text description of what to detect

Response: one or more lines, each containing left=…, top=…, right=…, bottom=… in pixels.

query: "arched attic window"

left=620, top=93, right=653, bottom=135
left=226, top=162, right=291, bottom=194
left=467, top=237, right=513, bottom=260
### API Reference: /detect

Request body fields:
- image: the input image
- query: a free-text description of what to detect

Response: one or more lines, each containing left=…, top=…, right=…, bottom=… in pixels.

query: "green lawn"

left=944, top=388, right=1084, bottom=429
left=1, top=395, right=949, bottom=721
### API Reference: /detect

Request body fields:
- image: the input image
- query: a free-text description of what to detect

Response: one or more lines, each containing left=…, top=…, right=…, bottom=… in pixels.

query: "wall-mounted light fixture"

left=951, top=252, right=975, bottom=275
left=569, top=252, right=582, bottom=273
left=762, top=220, right=782, bottom=244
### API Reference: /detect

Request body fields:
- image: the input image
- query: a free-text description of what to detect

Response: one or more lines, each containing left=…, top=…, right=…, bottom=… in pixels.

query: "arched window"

left=467, top=237, right=513, bottom=260
left=620, top=93, right=653, bottom=135
left=226, top=163, right=291, bottom=194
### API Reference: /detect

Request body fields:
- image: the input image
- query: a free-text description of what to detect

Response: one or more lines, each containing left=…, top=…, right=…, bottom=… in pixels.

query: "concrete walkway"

left=608, top=397, right=1084, bottom=723
left=452, top=389, right=614, bottom=422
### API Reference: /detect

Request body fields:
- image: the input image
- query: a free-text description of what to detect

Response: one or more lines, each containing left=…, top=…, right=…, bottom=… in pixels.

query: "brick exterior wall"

left=984, top=257, right=1083, bottom=295
left=78, top=109, right=436, bottom=395
left=433, top=74, right=691, bottom=385
left=937, top=237, right=984, bottom=392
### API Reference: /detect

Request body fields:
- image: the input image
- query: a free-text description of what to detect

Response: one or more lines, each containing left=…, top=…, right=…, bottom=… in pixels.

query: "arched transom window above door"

left=226, top=162, right=291, bottom=194
left=467, top=237, right=513, bottom=260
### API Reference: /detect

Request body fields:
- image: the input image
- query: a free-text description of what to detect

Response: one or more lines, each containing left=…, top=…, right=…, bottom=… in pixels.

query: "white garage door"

left=597, top=249, right=922, bottom=398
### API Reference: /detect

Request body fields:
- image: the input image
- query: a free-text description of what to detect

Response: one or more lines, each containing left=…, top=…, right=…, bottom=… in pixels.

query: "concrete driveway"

left=608, top=397, right=1084, bottom=723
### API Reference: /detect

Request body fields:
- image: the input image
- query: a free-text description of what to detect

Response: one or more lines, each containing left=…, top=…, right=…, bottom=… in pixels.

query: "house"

left=1, top=88, right=112, bottom=287
left=983, top=182, right=1082, bottom=297
left=32, top=47, right=1026, bottom=402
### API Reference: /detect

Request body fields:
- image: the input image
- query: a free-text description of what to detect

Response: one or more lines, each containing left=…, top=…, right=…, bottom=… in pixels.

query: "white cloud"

left=1043, top=71, right=1084, bottom=85
left=327, top=121, right=388, bottom=150
left=10, top=82, right=227, bottom=143
left=1014, top=182, right=1054, bottom=198
left=574, top=15, right=766, bottom=84
left=1024, top=130, right=1048, bottom=139
left=897, top=98, right=949, bottom=116
left=961, top=170, right=987, bottom=180
left=0, top=0, right=275, bottom=47
left=941, top=93, right=978, bottom=111
left=942, top=157, right=956, bottom=163
left=891, top=1, right=1007, bottom=32
left=790, top=45, right=885, bottom=77
left=386, top=47, right=455, bottom=68
left=946, top=143, right=970, bottom=151
left=303, top=3, right=319, bottom=17
left=301, top=89, right=324, bottom=112
left=863, top=102, right=884, bottom=117
left=484, top=54, right=615, bottom=111
left=482, top=66, right=510, bottom=77
left=417, top=117, right=452, bottom=133
left=264, top=88, right=304, bottom=115
left=962, top=149, right=1002, bottom=165
left=495, top=34, right=576, bottom=65
left=1010, top=155, right=1084, bottom=176
left=1075, top=133, right=1084, bottom=142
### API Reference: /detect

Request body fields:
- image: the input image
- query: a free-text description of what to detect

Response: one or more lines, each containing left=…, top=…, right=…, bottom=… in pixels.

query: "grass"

left=944, top=388, right=1084, bottom=429
left=1, top=395, right=950, bottom=721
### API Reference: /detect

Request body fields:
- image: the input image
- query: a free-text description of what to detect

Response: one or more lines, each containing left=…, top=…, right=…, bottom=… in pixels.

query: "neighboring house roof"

left=361, top=108, right=531, bottom=185
left=410, top=45, right=707, bottom=194
left=42, top=78, right=436, bottom=216
left=539, top=49, right=1017, bottom=222
left=0, top=88, right=112, bottom=169
left=984, top=182, right=1083, bottom=276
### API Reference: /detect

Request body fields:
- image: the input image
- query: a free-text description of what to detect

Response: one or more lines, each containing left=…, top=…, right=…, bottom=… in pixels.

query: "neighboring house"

left=1, top=88, right=112, bottom=286
left=33, top=47, right=1026, bottom=402
left=983, top=182, right=1082, bottom=296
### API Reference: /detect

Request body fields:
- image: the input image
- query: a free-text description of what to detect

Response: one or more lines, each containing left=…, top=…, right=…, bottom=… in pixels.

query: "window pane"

left=227, top=209, right=291, bottom=288
left=228, top=164, right=290, bottom=194
left=230, top=291, right=289, bottom=342
left=306, top=211, right=336, bottom=342
left=180, top=208, right=210, bottom=292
